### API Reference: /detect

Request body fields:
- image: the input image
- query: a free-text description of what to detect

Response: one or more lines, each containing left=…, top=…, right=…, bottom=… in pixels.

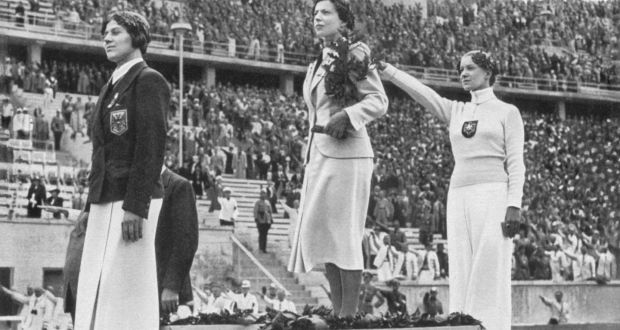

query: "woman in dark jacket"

left=73, top=11, right=169, bottom=330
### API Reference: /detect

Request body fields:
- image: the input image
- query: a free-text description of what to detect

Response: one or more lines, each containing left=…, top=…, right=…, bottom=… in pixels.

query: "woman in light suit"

left=287, top=0, right=388, bottom=317
left=378, top=52, right=525, bottom=330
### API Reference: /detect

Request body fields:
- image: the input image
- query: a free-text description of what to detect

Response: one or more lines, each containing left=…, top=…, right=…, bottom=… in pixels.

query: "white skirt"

left=288, top=144, right=373, bottom=272
left=75, top=199, right=162, bottom=330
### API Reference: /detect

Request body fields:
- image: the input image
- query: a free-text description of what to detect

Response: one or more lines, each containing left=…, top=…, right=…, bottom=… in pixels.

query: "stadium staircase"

left=199, top=175, right=446, bottom=310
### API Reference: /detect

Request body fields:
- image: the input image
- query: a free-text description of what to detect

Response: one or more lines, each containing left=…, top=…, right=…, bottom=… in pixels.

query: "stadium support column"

left=0, top=36, right=7, bottom=60
left=280, top=73, right=294, bottom=96
left=27, top=42, right=44, bottom=65
left=202, top=66, right=216, bottom=89
left=556, top=100, right=566, bottom=121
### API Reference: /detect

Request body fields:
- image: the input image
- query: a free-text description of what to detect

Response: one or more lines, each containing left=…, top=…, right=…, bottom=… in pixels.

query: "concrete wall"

left=396, top=281, right=620, bottom=325
left=0, top=220, right=233, bottom=292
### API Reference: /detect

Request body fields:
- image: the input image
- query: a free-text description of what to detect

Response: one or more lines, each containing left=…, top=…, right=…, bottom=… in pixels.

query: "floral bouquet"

left=322, top=34, right=371, bottom=111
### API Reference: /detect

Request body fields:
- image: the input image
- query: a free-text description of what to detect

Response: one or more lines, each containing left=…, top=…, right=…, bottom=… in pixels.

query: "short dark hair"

left=459, top=50, right=498, bottom=85
left=312, top=0, right=355, bottom=30
left=102, top=11, right=151, bottom=54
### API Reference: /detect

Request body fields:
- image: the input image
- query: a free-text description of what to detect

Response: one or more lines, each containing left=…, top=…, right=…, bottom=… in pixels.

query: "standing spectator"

left=373, top=190, right=393, bottom=225
left=218, top=187, right=238, bottom=227
left=254, top=189, right=273, bottom=253
left=26, top=177, right=46, bottom=218
left=415, top=243, right=440, bottom=283
left=60, top=95, right=72, bottom=123
left=51, top=110, right=65, bottom=150
left=1, top=97, right=13, bottom=129
left=84, top=96, right=95, bottom=141
left=235, top=148, right=247, bottom=179
left=566, top=246, right=596, bottom=281
left=545, top=244, right=568, bottom=282
left=72, top=185, right=86, bottom=210
left=70, top=96, right=84, bottom=139
left=540, top=291, right=569, bottom=324
left=436, top=243, right=449, bottom=278
left=373, top=235, right=402, bottom=282
left=189, top=155, right=204, bottom=198
left=596, top=246, right=617, bottom=282
left=33, top=110, right=49, bottom=142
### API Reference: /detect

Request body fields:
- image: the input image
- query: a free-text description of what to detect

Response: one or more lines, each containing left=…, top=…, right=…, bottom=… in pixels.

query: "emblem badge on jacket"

left=461, top=120, right=478, bottom=138
left=110, top=109, right=128, bottom=135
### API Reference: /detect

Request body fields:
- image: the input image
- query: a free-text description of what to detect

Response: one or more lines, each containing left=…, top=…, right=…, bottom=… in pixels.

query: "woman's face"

left=103, top=19, right=136, bottom=64
left=459, top=55, right=490, bottom=91
left=313, top=1, right=343, bottom=41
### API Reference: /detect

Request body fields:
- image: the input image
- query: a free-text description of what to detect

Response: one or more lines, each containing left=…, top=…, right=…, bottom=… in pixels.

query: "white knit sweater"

left=382, top=64, right=525, bottom=208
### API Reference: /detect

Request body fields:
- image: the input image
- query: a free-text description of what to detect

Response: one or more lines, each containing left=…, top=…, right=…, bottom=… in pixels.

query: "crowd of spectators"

left=6, top=0, right=619, bottom=84
left=161, top=79, right=619, bottom=282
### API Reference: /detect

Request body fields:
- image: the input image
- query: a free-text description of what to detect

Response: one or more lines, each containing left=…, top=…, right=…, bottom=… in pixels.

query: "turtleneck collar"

left=470, top=87, right=496, bottom=105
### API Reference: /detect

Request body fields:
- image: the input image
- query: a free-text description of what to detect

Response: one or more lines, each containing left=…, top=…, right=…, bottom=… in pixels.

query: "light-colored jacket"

left=302, top=42, right=388, bottom=163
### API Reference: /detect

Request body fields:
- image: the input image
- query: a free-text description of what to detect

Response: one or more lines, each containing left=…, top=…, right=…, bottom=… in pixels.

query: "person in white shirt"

left=218, top=187, right=238, bottom=227
left=261, top=283, right=278, bottom=310
left=596, top=246, right=617, bottom=281
left=270, top=289, right=296, bottom=313
left=1, top=97, right=13, bottom=129
left=232, top=280, right=258, bottom=314
left=565, top=246, right=596, bottom=281
left=194, top=283, right=234, bottom=315
left=22, top=287, right=54, bottom=330
left=412, top=243, right=441, bottom=283
left=544, top=244, right=568, bottom=282
left=540, top=291, right=569, bottom=324
left=379, top=50, right=525, bottom=330
left=373, top=235, right=403, bottom=282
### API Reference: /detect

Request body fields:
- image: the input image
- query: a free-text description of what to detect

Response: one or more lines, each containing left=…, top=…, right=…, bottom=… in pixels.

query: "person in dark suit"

left=189, top=155, right=204, bottom=198
left=156, top=167, right=199, bottom=316
left=64, top=167, right=199, bottom=322
left=45, top=188, right=66, bottom=219
left=74, top=11, right=169, bottom=330
left=26, top=177, right=46, bottom=218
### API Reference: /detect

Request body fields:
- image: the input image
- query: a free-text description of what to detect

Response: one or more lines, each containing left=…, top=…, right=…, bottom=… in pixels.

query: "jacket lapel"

left=310, top=62, right=326, bottom=93
left=162, top=168, right=172, bottom=189
left=91, top=81, right=111, bottom=145
left=103, top=61, right=148, bottom=115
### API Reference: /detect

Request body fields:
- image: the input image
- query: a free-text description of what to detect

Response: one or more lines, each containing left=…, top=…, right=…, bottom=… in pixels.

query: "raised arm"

left=379, top=63, right=454, bottom=124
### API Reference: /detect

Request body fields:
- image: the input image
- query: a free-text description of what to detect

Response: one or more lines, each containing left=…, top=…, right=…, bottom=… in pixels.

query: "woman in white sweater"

left=378, top=51, right=525, bottom=330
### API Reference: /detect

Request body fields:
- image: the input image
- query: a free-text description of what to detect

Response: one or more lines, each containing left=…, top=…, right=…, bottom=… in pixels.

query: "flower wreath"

left=322, top=34, right=371, bottom=109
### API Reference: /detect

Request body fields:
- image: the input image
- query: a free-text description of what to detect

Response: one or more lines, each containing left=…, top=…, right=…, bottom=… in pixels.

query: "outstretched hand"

left=325, top=111, right=352, bottom=139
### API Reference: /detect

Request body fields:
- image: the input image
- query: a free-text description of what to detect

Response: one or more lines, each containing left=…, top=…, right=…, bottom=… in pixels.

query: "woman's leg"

left=339, top=268, right=362, bottom=317
left=324, top=262, right=343, bottom=316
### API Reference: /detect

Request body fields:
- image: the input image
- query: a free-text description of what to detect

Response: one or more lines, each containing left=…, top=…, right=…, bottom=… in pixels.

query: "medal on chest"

left=461, top=120, right=478, bottom=138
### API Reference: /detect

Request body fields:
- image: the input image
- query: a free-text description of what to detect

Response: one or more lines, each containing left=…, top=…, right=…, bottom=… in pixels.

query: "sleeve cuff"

left=343, top=107, right=363, bottom=131
left=122, top=198, right=149, bottom=219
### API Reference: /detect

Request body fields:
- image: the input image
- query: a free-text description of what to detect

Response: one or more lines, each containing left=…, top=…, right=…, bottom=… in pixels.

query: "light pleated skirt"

left=75, top=199, right=162, bottom=330
left=288, top=144, right=373, bottom=272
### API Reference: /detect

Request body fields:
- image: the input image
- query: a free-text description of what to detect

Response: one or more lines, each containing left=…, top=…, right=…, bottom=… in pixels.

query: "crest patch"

left=461, top=120, right=478, bottom=138
left=110, top=109, right=128, bottom=136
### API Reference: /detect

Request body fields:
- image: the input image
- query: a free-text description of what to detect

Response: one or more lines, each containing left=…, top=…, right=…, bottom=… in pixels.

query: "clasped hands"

left=324, top=110, right=353, bottom=139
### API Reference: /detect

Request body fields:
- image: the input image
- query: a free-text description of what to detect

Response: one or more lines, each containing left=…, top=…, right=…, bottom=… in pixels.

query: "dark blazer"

left=64, top=168, right=199, bottom=319
left=86, top=61, right=169, bottom=218
left=156, top=168, right=199, bottom=313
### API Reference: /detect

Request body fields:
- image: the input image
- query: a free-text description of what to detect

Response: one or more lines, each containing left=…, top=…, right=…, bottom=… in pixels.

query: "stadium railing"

left=1, top=11, right=618, bottom=94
